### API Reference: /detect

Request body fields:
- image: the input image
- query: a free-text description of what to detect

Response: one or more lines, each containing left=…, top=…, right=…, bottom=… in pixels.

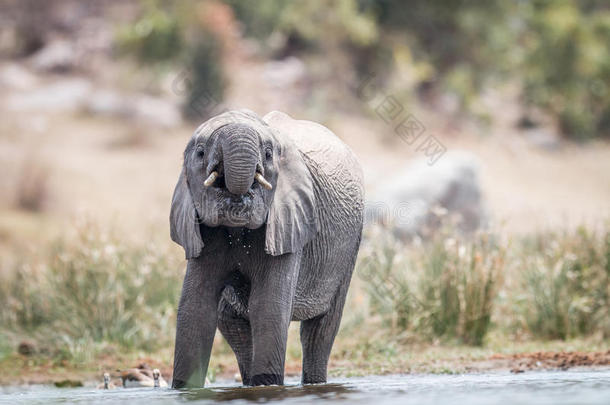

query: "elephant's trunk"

left=219, top=123, right=259, bottom=196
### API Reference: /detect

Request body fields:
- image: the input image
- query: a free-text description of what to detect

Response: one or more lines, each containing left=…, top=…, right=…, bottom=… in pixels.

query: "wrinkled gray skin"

left=170, top=110, right=364, bottom=388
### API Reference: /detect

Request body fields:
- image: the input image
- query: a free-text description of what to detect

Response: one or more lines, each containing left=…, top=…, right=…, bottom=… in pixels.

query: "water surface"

left=2, top=370, right=610, bottom=405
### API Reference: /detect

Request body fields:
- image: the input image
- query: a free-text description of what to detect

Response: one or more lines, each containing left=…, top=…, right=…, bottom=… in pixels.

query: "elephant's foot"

left=171, top=379, right=188, bottom=389
left=302, top=372, right=327, bottom=385
left=250, top=374, right=283, bottom=386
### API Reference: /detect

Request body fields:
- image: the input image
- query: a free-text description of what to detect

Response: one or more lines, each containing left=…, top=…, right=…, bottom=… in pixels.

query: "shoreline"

left=2, top=349, right=609, bottom=387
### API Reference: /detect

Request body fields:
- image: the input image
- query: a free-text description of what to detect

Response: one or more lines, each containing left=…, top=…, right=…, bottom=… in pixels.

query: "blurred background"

left=0, top=0, right=608, bottom=385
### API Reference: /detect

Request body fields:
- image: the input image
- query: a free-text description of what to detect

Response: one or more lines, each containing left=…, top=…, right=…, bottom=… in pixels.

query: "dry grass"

left=0, top=221, right=184, bottom=365
left=515, top=227, right=610, bottom=339
left=15, top=157, right=50, bottom=212
left=354, top=224, right=609, bottom=346
left=357, top=227, right=506, bottom=346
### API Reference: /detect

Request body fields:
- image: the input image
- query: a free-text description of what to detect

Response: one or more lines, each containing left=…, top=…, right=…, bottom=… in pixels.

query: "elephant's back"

left=263, top=111, right=364, bottom=199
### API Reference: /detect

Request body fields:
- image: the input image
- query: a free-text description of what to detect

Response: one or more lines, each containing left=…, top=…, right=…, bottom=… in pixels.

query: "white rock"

left=84, top=89, right=131, bottom=118
left=29, top=40, right=77, bottom=73
left=524, top=128, right=561, bottom=151
left=0, top=63, right=39, bottom=91
left=7, top=78, right=92, bottom=112
left=84, top=90, right=182, bottom=129
left=366, top=151, right=486, bottom=237
left=262, top=57, right=307, bottom=89
left=133, top=96, right=182, bottom=129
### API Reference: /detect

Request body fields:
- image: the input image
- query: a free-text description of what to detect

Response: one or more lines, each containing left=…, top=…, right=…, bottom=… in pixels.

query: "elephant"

left=169, top=109, right=364, bottom=388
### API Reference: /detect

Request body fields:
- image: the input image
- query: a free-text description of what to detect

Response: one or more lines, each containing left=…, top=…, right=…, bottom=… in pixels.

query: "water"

left=2, top=370, right=610, bottom=405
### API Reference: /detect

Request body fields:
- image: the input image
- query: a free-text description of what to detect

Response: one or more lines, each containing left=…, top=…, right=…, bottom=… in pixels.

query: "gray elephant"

left=169, top=110, right=364, bottom=388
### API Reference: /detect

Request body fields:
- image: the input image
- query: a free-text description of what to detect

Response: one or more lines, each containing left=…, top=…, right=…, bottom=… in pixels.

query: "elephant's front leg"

left=172, top=259, right=223, bottom=388
left=248, top=254, right=300, bottom=386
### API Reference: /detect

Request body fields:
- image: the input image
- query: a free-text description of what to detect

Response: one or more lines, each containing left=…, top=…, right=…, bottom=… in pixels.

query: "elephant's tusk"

left=203, top=171, right=218, bottom=187
left=255, top=173, right=273, bottom=190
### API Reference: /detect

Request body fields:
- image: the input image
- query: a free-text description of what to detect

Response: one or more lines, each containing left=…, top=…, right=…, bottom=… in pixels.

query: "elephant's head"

left=170, top=110, right=318, bottom=259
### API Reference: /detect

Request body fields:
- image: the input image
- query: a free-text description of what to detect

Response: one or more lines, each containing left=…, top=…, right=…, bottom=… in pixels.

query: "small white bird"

left=152, top=368, right=168, bottom=388
left=97, top=372, right=117, bottom=390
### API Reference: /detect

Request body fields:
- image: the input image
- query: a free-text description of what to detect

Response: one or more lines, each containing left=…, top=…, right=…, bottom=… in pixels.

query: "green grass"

left=357, top=229, right=506, bottom=345
left=356, top=224, right=609, bottom=346
left=0, top=222, right=184, bottom=364
left=516, top=227, right=610, bottom=340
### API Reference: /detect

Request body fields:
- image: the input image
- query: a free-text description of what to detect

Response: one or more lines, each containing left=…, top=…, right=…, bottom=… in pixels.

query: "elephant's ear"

left=170, top=168, right=203, bottom=259
left=264, top=132, right=319, bottom=256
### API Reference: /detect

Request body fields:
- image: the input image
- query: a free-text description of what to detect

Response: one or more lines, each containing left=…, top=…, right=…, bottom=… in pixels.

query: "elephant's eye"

left=265, top=147, right=273, bottom=161
left=196, top=145, right=204, bottom=157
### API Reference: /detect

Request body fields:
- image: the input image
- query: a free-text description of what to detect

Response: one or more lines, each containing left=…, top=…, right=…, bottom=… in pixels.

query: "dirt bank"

left=497, top=351, right=610, bottom=373
left=3, top=349, right=610, bottom=387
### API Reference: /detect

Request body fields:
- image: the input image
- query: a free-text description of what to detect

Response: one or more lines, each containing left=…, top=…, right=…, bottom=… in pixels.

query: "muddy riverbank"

left=2, top=349, right=609, bottom=387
